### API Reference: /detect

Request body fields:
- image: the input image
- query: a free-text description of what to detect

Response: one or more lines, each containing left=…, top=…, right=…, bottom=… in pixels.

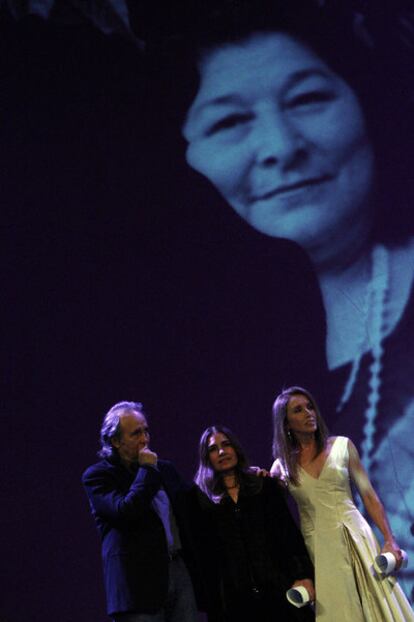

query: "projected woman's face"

left=183, top=32, right=375, bottom=265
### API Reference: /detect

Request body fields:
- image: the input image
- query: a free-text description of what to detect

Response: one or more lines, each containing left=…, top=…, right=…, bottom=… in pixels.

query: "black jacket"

left=82, top=455, right=192, bottom=616
left=188, top=476, right=314, bottom=621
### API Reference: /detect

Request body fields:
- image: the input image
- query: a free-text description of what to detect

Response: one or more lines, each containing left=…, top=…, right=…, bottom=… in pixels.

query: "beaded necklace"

left=336, top=244, right=390, bottom=473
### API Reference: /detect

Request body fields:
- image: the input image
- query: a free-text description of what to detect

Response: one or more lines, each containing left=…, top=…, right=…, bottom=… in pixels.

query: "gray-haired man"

left=82, top=401, right=198, bottom=622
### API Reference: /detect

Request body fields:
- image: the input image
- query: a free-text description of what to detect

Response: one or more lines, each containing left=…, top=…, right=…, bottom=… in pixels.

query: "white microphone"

left=374, top=550, right=408, bottom=576
left=286, top=586, right=312, bottom=608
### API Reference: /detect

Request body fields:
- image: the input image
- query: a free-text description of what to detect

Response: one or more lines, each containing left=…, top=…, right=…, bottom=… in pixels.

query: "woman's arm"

left=348, top=439, right=404, bottom=567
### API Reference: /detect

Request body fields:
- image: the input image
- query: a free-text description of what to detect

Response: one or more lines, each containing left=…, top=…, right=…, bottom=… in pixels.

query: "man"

left=82, top=401, right=198, bottom=622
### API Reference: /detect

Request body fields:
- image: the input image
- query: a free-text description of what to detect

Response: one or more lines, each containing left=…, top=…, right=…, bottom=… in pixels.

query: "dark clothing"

left=82, top=455, right=195, bottom=617
left=189, top=476, right=314, bottom=622
left=112, top=555, right=198, bottom=622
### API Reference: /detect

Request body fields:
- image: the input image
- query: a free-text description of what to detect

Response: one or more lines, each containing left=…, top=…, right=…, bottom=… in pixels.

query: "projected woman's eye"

left=206, top=112, right=251, bottom=136
left=287, top=89, right=335, bottom=109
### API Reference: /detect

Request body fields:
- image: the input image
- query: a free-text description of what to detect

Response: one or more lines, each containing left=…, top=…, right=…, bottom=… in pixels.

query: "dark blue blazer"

left=82, top=455, right=191, bottom=616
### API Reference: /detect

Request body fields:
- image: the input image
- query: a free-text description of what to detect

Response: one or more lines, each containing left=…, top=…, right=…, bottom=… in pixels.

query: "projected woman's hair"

left=173, top=0, right=414, bottom=601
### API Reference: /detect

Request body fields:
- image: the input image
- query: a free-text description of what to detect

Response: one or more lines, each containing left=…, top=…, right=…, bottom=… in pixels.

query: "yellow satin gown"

left=288, top=436, right=414, bottom=621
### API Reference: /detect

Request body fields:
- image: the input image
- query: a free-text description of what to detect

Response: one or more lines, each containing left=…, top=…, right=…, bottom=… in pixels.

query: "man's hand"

left=291, top=578, right=315, bottom=603
left=138, top=447, right=158, bottom=466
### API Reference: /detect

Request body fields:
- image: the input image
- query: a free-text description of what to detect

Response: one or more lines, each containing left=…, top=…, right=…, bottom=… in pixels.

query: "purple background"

left=0, top=10, right=384, bottom=622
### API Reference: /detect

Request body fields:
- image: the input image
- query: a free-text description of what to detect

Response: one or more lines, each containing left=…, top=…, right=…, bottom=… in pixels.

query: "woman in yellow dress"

left=271, top=386, right=413, bottom=621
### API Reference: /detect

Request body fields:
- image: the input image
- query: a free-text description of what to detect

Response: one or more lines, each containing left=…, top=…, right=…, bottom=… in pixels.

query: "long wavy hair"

left=195, top=424, right=262, bottom=503
left=272, top=386, right=329, bottom=486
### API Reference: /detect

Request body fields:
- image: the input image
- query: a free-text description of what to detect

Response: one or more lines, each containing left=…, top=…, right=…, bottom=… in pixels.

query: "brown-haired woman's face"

left=183, top=32, right=375, bottom=266
left=207, top=432, right=238, bottom=473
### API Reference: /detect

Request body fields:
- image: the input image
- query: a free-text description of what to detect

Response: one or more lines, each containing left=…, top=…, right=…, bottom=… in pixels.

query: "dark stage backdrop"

left=2, top=3, right=413, bottom=621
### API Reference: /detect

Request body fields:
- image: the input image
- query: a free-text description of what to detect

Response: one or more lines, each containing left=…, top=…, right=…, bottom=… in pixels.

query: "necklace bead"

left=336, top=244, right=389, bottom=473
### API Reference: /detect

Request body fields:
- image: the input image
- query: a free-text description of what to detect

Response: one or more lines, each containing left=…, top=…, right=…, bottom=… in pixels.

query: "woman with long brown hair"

left=192, top=424, right=315, bottom=621
left=271, top=386, right=413, bottom=621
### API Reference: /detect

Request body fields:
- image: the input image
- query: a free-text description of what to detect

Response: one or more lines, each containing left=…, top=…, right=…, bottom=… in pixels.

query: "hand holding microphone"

left=374, top=549, right=408, bottom=576
left=286, top=578, right=315, bottom=608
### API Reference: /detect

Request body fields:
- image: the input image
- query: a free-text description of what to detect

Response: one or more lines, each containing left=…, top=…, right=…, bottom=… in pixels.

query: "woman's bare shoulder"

left=327, top=435, right=338, bottom=447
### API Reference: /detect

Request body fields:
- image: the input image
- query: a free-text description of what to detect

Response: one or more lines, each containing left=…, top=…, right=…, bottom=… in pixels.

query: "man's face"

left=112, top=411, right=150, bottom=463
